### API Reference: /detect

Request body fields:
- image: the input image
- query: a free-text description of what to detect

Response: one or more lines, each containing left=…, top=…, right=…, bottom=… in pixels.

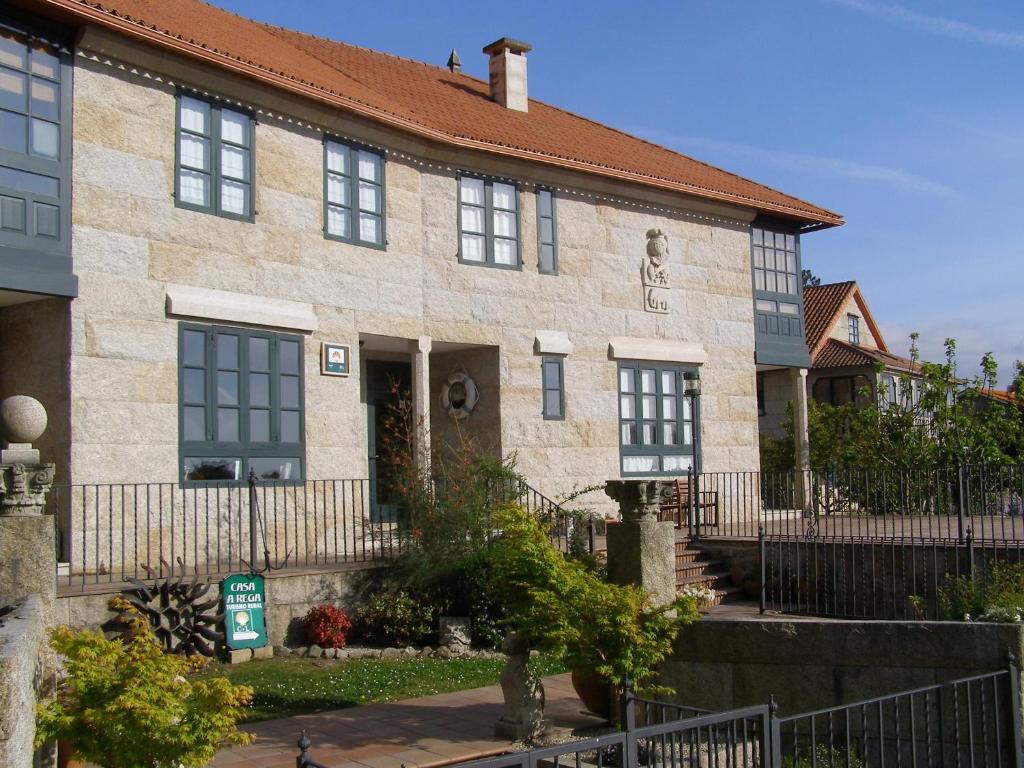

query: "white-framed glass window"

left=324, top=138, right=385, bottom=248
left=848, top=314, right=860, bottom=345
left=175, top=92, right=253, bottom=220
left=618, top=362, right=698, bottom=476
left=537, top=187, right=557, bottom=274
left=458, top=173, right=520, bottom=268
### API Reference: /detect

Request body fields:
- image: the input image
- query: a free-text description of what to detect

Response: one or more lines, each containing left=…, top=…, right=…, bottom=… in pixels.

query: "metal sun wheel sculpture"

left=116, top=561, right=225, bottom=656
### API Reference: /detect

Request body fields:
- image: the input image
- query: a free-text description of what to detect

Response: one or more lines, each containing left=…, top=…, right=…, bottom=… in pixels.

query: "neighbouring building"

left=0, top=0, right=841, bottom=569
left=758, top=280, right=921, bottom=438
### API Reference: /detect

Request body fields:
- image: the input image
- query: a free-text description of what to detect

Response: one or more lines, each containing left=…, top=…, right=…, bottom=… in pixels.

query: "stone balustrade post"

left=604, top=479, right=677, bottom=607
left=0, top=396, right=57, bottom=613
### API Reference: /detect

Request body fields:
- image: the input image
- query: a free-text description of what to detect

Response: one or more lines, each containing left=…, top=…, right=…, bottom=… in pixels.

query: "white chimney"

left=482, top=37, right=532, bottom=112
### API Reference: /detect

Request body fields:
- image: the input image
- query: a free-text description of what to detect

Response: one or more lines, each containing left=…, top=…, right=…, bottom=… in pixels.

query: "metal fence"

left=771, top=667, right=1022, bottom=767
left=55, top=475, right=584, bottom=593
left=662, top=465, right=1024, bottom=544
left=294, top=666, right=1023, bottom=767
left=759, top=529, right=1024, bottom=620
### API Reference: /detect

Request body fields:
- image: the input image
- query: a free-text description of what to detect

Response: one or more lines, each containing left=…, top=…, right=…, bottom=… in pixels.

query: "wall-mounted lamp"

left=683, top=373, right=701, bottom=397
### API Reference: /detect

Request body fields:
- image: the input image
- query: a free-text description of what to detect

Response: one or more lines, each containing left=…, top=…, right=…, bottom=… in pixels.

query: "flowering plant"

left=303, top=604, right=353, bottom=648
left=680, top=583, right=717, bottom=608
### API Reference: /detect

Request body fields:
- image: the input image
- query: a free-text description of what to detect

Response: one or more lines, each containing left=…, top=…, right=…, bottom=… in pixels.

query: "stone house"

left=0, top=0, right=841, bottom=556
left=758, top=280, right=921, bottom=438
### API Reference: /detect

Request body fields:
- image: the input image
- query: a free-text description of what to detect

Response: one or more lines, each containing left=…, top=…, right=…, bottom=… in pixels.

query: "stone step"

left=677, top=571, right=732, bottom=591
left=675, top=561, right=723, bottom=579
left=674, top=549, right=711, bottom=564
left=676, top=583, right=743, bottom=608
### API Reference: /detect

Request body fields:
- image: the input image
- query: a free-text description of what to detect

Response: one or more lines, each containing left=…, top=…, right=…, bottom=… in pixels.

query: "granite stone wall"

left=65, top=33, right=761, bottom=518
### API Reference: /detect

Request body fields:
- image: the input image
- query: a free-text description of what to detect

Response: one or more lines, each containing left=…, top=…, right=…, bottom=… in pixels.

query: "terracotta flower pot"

left=571, top=668, right=613, bottom=718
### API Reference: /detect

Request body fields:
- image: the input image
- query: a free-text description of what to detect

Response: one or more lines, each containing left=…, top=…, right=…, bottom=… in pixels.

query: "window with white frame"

left=324, top=138, right=385, bottom=247
left=458, top=174, right=520, bottom=268
left=176, top=93, right=253, bottom=219
left=618, top=362, right=698, bottom=475
left=848, top=314, right=860, bottom=345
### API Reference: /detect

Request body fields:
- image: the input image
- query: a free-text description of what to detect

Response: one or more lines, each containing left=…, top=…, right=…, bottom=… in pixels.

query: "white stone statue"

left=642, top=229, right=670, bottom=313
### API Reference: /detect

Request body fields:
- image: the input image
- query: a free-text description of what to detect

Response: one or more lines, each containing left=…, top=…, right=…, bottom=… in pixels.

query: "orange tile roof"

left=814, top=338, right=919, bottom=373
left=26, top=0, right=843, bottom=227
left=803, top=281, right=856, bottom=354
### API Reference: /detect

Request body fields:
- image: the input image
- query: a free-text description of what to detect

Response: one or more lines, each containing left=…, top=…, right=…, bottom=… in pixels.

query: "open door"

left=366, top=360, right=411, bottom=523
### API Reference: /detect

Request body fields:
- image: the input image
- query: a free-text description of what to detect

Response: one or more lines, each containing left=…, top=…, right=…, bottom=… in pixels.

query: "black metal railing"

left=663, top=465, right=1024, bottom=544
left=771, top=665, right=1023, bottom=767
left=54, top=475, right=586, bottom=593
left=292, top=667, right=1023, bottom=768
left=759, top=527, right=1024, bottom=620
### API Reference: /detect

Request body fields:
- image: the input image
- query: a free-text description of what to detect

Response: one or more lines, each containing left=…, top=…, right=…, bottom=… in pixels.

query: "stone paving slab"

left=211, top=672, right=604, bottom=768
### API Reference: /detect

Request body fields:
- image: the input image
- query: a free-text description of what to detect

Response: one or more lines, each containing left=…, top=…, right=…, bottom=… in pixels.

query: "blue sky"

left=217, top=0, right=1024, bottom=385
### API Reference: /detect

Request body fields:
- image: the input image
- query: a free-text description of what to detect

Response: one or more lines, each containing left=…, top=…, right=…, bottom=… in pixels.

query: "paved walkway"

left=211, top=673, right=605, bottom=768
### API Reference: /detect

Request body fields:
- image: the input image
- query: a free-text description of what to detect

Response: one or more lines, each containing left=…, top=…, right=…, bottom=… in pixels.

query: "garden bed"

left=204, top=654, right=566, bottom=722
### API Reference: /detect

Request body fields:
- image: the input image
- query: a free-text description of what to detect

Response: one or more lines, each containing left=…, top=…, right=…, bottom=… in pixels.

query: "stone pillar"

left=604, top=480, right=677, bottom=607
left=0, top=397, right=57, bottom=613
left=409, top=336, right=432, bottom=470
left=790, top=367, right=811, bottom=512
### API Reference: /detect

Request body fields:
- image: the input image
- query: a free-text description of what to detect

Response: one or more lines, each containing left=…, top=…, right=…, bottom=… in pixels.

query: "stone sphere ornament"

left=0, top=395, right=47, bottom=444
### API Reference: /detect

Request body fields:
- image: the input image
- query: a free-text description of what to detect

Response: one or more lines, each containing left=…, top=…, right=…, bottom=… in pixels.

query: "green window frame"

left=541, top=356, right=564, bottom=420
left=617, top=362, right=699, bottom=476
left=752, top=228, right=798, bottom=295
left=0, top=19, right=73, bottom=270
left=457, top=172, right=521, bottom=269
left=536, top=187, right=557, bottom=274
left=175, top=92, right=254, bottom=221
left=178, top=322, right=304, bottom=484
left=323, top=137, right=385, bottom=248
left=848, top=314, right=860, bottom=345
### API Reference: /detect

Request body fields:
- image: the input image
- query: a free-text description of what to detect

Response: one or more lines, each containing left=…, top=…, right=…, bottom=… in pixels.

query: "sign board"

left=222, top=573, right=268, bottom=650
left=321, top=342, right=351, bottom=376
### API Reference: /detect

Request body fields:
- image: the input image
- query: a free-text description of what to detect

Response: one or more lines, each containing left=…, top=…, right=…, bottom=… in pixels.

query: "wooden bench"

left=658, top=477, right=719, bottom=529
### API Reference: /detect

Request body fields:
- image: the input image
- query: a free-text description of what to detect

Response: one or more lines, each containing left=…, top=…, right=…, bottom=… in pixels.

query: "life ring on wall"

left=440, top=372, right=479, bottom=420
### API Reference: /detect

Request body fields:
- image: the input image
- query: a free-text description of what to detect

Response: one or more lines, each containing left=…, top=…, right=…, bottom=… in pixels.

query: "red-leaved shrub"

left=302, top=604, right=352, bottom=648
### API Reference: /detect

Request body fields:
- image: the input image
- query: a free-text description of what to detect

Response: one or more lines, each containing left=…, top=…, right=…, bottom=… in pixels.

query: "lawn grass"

left=204, top=654, right=567, bottom=722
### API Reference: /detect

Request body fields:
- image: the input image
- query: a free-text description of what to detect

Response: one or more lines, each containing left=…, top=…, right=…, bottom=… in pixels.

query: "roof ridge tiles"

left=41, top=0, right=844, bottom=225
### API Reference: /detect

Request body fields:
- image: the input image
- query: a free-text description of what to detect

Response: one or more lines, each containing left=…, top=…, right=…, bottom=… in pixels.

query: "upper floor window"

left=848, top=314, right=860, bottom=345
left=324, top=138, right=385, bottom=248
left=176, top=94, right=253, bottom=220
left=179, top=322, right=304, bottom=483
left=752, top=228, right=798, bottom=295
left=618, top=362, right=698, bottom=476
left=458, top=174, right=520, bottom=268
left=0, top=25, right=68, bottom=255
left=537, top=187, right=557, bottom=274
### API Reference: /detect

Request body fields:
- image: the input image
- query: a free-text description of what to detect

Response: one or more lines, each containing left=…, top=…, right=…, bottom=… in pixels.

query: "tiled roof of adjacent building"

left=803, top=281, right=889, bottom=357
left=815, top=339, right=919, bottom=373
left=26, top=0, right=843, bottom=228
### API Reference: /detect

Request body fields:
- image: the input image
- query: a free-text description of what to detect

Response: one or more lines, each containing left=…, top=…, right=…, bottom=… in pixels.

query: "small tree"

left=488, top=504, right=698, bottom=693
left=36, top=599, right=253, bottom=768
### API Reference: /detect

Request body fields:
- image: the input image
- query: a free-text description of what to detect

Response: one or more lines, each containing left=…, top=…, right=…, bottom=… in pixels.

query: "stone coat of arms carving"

left=642, top=229, right=670, bottom=314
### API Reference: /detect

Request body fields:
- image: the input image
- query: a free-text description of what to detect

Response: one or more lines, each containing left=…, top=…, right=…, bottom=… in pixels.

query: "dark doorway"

left=366, top=360, right=411, bottom=523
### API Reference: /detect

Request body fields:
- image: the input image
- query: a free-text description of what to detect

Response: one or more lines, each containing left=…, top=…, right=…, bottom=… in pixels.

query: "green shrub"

left=782, top=744, right=865, bottom=768
left=488, top=504, right=698, bottom=692
left=357, top=590, right=434, bottom=646
left=36, top=598, right=253, bottom=768
left=939, top=560, right=1024, bottom=622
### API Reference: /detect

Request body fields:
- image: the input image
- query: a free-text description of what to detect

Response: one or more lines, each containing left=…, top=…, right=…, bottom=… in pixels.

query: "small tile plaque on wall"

left=321, top=342, right=350, bottom=377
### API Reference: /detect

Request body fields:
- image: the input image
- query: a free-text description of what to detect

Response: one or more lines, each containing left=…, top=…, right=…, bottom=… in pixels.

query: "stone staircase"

left=675, top=540, right=742, bottom=607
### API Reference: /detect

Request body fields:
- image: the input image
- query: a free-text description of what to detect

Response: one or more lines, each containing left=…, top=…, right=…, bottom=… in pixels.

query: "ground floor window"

left=178, top=322, right=304, bottom=483
left=812, top=375, right=871, bottom=407
left=617, top=362, right=698, bottom=475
